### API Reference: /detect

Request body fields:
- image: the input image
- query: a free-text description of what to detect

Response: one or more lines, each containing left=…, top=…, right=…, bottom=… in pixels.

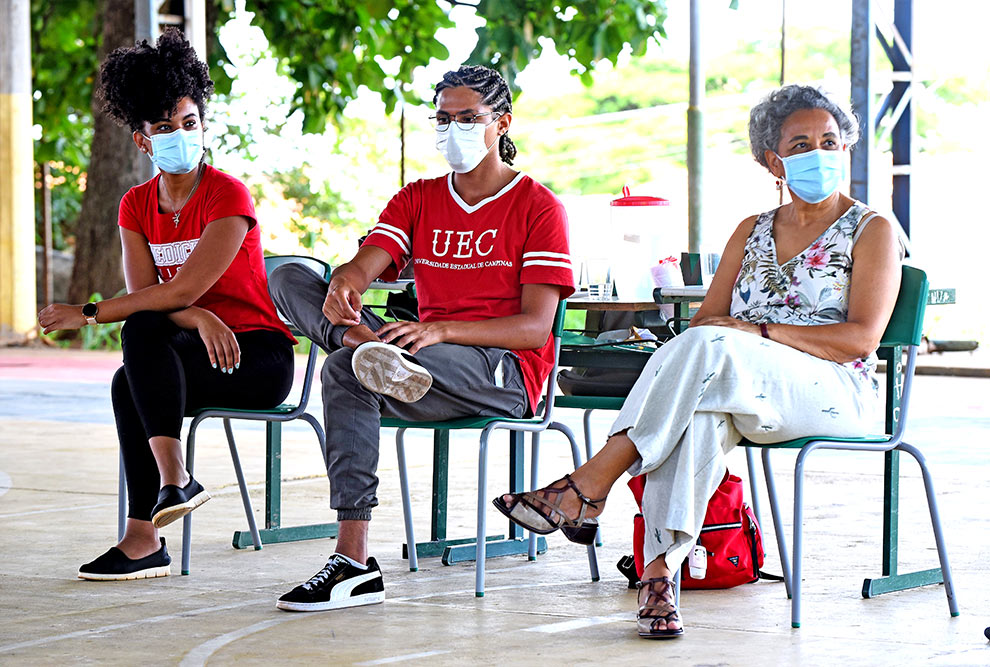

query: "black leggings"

left=112, top=311, right=294, bottom=520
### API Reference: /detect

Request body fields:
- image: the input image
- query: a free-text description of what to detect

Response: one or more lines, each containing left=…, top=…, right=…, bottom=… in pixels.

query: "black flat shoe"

left=78, top=537, right=171, bottom=581
left=151, top=476, right=210, bottom=528
left=492, top=473, right=605, bottom=545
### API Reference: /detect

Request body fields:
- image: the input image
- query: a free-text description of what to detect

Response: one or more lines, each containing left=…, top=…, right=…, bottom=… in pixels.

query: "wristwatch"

left=82, top=302, right=100, bottom=326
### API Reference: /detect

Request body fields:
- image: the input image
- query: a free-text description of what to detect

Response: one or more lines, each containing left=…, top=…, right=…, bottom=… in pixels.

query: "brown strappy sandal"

left=491, top=473, right=606, bottom=545
left=636, top=576, right=684, bottom=639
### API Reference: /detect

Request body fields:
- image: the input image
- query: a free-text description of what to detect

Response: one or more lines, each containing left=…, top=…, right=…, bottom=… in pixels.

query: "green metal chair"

left=383, top=300, right=601, bottom=596
left=742, top=265, right=958, bottom=627
left=117, top=255, right=336, bottom=574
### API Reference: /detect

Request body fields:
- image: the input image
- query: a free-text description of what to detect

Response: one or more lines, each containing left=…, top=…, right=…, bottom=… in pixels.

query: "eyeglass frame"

left=428, top=111, right=503, bottom=132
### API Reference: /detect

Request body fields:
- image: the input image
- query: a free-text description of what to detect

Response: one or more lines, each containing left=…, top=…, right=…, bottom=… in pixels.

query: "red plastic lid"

left=611, top=185, right=670, bottom=207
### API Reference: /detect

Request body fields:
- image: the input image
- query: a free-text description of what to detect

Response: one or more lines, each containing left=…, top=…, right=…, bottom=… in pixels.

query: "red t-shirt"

left=118, top=165, right=293, bottom=342
left=363, top=173, right=575, bottom=412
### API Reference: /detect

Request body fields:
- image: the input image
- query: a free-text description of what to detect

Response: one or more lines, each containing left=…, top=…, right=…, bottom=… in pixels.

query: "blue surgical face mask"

left=776, top=149, right=845, bottom=204
left=142, top=127, right=204, bottom=174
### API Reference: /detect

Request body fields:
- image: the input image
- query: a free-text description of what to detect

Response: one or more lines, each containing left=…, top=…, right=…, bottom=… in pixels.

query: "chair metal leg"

left=223, top=419, right=261, bottom=551
left=395, top=429, right=418, bottom=572
left=551, top=420, right=600, bottom=583
left=475, top=430, right=491, bottom=597
left=761, top=448, right=792, bottom=598
left=791, top=447, right=814, bottom=628
left=673, top=565, right=681, bottom=609
left=528, top=432, right=541, bottom=561
left=117, top=450, right=126, bottom=541
left=299, top=412, right=327, bottom=462
left=745, top=447, right=764, bottom=533
left=580, top=410, right=604, bottom=547
left=582, top=409, right=594, bottom=465
left=897, top=442, right=959, bottom=617
left=181, top=421, right=198, bottom=576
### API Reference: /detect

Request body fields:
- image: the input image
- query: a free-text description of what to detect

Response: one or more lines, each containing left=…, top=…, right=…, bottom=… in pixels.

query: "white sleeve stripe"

left=366, top=229, right=410, bottom=256
left=374, top=222, right=410, bottom=246
left=522, top=260, right=573, bottom=269
left=522, top=251, right=571, bottom=260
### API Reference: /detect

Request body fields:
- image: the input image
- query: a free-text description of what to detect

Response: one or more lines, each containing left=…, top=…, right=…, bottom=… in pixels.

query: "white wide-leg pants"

left=608, top=325, right=878, bottom=571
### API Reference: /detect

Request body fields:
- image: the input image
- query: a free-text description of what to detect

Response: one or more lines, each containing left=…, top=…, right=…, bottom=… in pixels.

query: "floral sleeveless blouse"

left=729, top=201, right=878, bottom=388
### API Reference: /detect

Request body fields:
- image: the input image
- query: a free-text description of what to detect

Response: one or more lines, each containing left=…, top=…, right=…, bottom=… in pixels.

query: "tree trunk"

left=67, top=0, right=144, bottom=304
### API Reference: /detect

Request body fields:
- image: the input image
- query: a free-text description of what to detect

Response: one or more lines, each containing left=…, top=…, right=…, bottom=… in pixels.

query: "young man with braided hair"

left=269, top=65, right=575, bottom=611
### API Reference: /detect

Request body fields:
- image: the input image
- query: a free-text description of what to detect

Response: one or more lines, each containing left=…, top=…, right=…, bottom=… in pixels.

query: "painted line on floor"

left=179, top=617, right=302, bottom=667
left=390, top=576, right=611, bottom=602
left=354, top=650, right=453, bottom=665
left=0, top=599, right=265, bottom=654
left=391, top=559, right=592, bottom=586
left=523, top=611, right=630, bottom=633
left=0, top=501, right=116, bottom=519
left=0, top=477, right=324, bottom=519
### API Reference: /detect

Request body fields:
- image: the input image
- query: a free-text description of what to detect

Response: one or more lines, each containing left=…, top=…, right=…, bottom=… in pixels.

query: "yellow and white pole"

left=0, top=0, right=36, bottom=343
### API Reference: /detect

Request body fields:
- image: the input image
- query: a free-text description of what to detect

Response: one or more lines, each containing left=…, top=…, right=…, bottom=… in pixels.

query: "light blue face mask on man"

left=142, top=127, right=204, bottom=174
left=776, top=148, right=845, bottom=204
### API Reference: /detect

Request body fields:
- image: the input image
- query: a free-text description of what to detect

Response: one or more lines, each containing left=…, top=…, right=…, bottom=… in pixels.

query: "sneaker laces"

left=302, top=556, right=345, bottom=591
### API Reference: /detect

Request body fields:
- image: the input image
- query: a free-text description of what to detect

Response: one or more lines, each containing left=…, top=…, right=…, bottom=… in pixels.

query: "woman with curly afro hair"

left=38, top=28, right=296, bottom=581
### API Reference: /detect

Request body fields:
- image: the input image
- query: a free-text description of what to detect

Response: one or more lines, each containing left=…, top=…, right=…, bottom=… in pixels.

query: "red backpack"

left=619, top=471, right=780, bottom=589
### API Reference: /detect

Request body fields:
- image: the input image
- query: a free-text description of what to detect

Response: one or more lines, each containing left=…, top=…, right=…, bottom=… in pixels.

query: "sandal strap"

left=563, top=473, right=607, bottom=509
left=636, top=576, right=678, bottom=615
left=515, top=475, right=607, bottom=531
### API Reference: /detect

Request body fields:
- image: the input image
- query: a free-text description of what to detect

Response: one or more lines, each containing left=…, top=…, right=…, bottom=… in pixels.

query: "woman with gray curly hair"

left=496, top=83, right=903, bottom=639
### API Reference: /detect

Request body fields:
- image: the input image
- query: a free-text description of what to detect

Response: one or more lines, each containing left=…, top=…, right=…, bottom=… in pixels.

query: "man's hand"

left=691, top=314, right=761, bottom=336
left=37, top=303, right=87, bottom=333
left=376, top=320, right=448, bottom=354
left=323, top=278, right=364, bottom=326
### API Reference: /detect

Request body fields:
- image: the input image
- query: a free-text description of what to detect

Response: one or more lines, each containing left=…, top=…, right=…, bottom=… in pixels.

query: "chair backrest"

left=879, top=265, right=928, bottom=348
left=263, top=255, right=332, bottom=412
left=535, top=299, right=569, bottom=422
left=264, top=255, right=332, bottom=333
left=265, top=254, right=331, bottom=280
left=551, top=299, right=567, bottom=339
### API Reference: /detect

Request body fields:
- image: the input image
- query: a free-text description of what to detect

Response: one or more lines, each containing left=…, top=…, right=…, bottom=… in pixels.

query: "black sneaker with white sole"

left=151, top=476, right=210, bottom=528
left=78, top=537, right=171, bottom=581
left=276, top=555, right=385, bottom=612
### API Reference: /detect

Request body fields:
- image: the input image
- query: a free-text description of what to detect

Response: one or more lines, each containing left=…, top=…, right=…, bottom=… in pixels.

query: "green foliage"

left=240, top=0, right=453, bottom=134
left=34, top=162, right=86, bottom=251
left=30, top=0, right=100, bottom=167
left=253, top=164, right=361, bottom=250
left=30, top=0, right=100, bottom=251
left=468, top=0, right=668, bottom=90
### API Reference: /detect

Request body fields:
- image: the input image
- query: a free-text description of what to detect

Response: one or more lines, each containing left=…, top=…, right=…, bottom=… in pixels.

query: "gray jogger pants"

left=268, top=262, right=528, bottom=521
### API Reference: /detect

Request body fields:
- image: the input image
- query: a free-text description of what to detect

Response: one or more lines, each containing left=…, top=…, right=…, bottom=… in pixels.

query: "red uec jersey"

left=363, top=173, right=575, bottom=412
left=118, top=164, right=293, bottom=342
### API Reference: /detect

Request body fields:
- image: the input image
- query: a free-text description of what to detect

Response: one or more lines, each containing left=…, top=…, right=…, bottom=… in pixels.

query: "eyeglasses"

left=429, top=111, right=501, bottom=132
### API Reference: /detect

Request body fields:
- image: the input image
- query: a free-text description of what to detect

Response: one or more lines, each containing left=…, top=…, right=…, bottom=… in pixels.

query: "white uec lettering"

left=430, top=228, right=499, bottom=259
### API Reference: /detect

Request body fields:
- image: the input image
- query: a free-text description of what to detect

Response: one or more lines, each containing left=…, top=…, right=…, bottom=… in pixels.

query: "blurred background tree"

left=31, top=0, right=669, bottom=303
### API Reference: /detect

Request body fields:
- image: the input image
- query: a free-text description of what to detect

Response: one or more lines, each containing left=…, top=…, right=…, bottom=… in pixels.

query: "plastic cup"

left=585, top=259, right=613, bottom=300
left=701, top=252, right=721, bottom=286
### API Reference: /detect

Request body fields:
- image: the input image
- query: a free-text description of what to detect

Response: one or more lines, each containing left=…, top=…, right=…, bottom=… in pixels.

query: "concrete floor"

left=1, top=348, right=988, bottom=665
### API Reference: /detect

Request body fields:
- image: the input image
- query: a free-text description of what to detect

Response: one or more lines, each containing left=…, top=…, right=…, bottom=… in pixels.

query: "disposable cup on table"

left=585, top=259, right=613, bottom=300
left=701, top=252, right=721, bottom=286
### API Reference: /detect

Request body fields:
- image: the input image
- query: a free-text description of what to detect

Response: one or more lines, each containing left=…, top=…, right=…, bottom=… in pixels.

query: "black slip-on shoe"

left=276, top=555, right=385, bottom=612
left=78, top=537, right=171, bottom=581
left=151, top=476, right=211, bottom=528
